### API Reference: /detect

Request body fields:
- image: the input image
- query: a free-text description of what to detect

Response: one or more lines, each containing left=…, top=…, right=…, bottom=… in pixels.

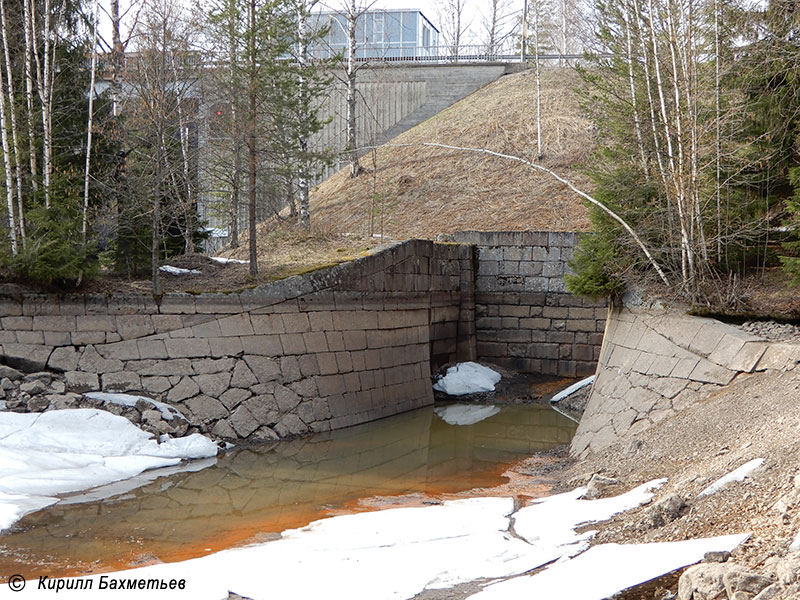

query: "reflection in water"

left=0, top=402, right=576, bottom=579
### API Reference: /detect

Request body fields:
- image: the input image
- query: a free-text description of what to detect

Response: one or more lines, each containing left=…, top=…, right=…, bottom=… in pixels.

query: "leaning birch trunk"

left=83, top=0, right=99, bottom=243
left=346, top=0, right=360, bottom=177
left=534, top=0, right=541, bottom=159
left=0, top=48, right=17, bottom=254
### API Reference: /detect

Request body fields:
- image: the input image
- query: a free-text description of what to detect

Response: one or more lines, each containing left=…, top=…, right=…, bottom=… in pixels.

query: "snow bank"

left=432, top=362, right=501, bottom=396
left=84, top=392, right=187, bottom=421
left=0, top=409, right=217, bottom=530
left=550, top=375, right=595, bottom=403
left=159, top=265, right=200, bottom=275
left=698, top=458, right=765, bottom=497
left=469, top=534, right=750, bottom=600
left=434, top=404, right=500, bottom=426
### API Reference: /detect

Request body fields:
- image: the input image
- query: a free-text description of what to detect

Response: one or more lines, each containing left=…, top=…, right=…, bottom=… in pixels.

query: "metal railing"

left=310, top=44, right=586, bottom=64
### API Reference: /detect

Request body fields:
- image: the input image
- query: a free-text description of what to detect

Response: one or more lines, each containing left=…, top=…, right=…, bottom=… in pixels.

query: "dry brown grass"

left=311, top=67, right=595, bottom=239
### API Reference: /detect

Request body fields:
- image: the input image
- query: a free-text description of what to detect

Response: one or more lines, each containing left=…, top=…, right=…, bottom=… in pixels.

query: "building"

left=311, top=9, right=440, bottom=60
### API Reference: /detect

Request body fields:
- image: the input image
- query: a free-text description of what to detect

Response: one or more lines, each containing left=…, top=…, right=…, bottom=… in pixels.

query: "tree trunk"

left=83, top=0, right=99, bottom=243
left=0, top=0, right=23, bottom=244
left=347, top=0, right=360, bottom=178
left=248, top=0, right=258, bottom=275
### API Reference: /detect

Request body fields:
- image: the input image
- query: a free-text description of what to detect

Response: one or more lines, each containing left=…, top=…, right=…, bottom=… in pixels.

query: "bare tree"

left=481, top=0, right=515, bottom=56
left=436, top=0, right=472, bottom=56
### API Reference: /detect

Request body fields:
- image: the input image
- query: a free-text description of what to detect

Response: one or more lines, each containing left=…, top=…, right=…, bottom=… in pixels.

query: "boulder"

left=678, top=563, right=728, bottom=600
left=583, top=474, right=619, bottom=499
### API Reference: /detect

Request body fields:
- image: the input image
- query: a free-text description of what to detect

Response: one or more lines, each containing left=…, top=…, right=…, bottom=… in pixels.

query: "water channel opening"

left=0, top=378, right=578, bottom=581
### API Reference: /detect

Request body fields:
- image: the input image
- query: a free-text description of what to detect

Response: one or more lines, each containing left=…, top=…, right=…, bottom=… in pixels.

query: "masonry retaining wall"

left=0, top=240, right=475, bottom=442
left=452, top=231, right=606, bottom=378
left=570, top=300, right=800, bottom=458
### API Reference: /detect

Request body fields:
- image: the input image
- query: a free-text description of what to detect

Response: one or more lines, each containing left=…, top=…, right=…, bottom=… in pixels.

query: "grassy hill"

left=309, top=66, right=595, bottom=239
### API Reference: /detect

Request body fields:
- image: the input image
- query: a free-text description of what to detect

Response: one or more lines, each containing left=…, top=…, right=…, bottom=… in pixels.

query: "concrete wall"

left=0, top=240, right=475, bottom=442
left=452, top=231, right=606, bottom=378
left=570, top=301, right=800, bottom=458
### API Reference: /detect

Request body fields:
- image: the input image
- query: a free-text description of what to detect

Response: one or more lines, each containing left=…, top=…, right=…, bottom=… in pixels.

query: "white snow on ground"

left=209, top=256, right=249, bottom=264
left=6, top=479, right=694, bottom=600
left=159, top=265, right=200, bottom=275
left=513, top=479, right=667, bottom=558
left=433, top=362, right=502, bottom=396
left=550, top=375, right=595, bottom=403
left=0, top=409, right=217, bottom=530
left=469, top=534, right=750, bottom=600
left=434, top=404, right=500, bottom=426
left=698, top=458, right=765, bottom=497
left=84, top=392, right=187, bottom=421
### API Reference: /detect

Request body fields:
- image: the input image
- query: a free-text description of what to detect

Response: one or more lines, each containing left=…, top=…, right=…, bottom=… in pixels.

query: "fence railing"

left=309, top=44, right=586, bottom=64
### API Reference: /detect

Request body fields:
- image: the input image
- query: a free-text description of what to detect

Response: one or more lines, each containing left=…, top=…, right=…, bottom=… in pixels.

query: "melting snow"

left=550, top=375, right=595, bottom=403
left=469, top=534, right=750, bottom=600
left=159, top=265, right=200, bottom=275
left=210, top=256, right=249, bottom=264
left=434, top=404, right=500, bottom=426
left=698, top=458, right=765, bottom=497
left=433, top=362, right=502, bottom=396
left=84, top=392, right=187, bottom=421
left=0, top=409, right=217, bottom=530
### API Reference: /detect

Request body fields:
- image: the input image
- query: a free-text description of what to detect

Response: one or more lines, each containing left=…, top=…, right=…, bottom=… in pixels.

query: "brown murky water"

left=0, top=399, right=576, bottom=580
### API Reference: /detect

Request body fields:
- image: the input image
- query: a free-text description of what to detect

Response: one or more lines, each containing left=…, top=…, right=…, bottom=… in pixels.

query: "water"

left=0, top=401, right=576, bottom=579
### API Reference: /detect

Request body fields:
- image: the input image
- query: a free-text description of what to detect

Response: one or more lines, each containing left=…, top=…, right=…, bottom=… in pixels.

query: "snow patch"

left=513, top=479, right=667, bottom=559
left=84, top=392, right=187, bottom=421
left=433, top=362, right=502, bottom=396
left=0, top=409, right=217, bottom=530
left=550, top=375, right=595, bottom=403
left=159, top=265, right=200, bottom=275
left=434, top=404, right=500, bottom=426
left=469, top=534, right=750, bottom=600
left=698, top=458, right=765, bottom=497
left=209, top=256, right=249, bottom=264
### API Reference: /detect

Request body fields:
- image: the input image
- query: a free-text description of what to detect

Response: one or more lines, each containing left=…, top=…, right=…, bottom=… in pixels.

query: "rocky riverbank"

left=549, top=359, right=800, bottom=599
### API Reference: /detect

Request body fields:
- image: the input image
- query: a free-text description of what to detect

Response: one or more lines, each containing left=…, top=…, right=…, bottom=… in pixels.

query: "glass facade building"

left=311, top=9, right=440, bottom=59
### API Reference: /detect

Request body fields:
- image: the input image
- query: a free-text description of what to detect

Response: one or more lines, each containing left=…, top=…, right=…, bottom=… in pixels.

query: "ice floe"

left=84, top=391, right=187, bottom=421
left=433, top=362, right=502, bottom=396
left=209, top=256, right=249, bottom=264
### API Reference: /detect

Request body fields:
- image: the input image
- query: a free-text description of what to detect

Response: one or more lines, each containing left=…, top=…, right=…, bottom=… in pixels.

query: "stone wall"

left=451, top=231, right=606, bottom=378
left=0, top=240, right=475, bottom=442
left=570, top=301, right=800, bottom=458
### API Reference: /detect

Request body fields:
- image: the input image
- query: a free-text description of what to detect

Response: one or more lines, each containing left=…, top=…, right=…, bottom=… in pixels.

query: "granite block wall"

left=451, top=231, right=606, bottom=377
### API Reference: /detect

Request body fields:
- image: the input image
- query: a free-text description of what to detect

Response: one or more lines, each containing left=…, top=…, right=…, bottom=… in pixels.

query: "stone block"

left=76, top=346, right=122, bottom=374
left=647, top=376, right=688, bottom=399
left=279, top=356, right=302, bottom=383
left=190, top=319, right=222, bottom=338
left=229, top=405, right=258, bottom=437
left=97, top=341, right=140, bottom=361
left=167, top=377, right=200, bottom=402
left=275, top=384, right=301, bottom=413
left=151, top=314, right=184, bottom=333
left=43, top=331, right=71, bottom=346
left=142, top=376, right=171, bottom=394
left=243, top=394, right=279, bottom=425
left=184, top=394, right=227, bottom=424
left=231, top=360, right=258, bottom=388
left=289, top=377, right=318, bottom=397
left=165, top=338, right=211, bottom=358
left=689, top=359, right=736, bottom=385
left=308, top=311, right=334, bottom=331
left=303, top=331, right=329, bottom=353
left=298, top=354, right=320, bottom=377
left=317, top=374, right=346, bottom=397
left=219, top=387, right=251, bottom=410
left=193, top=357, right=235, bottom=375
left=1, top=316, right=32, bottom=330
left=211, top=419, right=237, bottom=440
left=335, top=351, right=354, bottom=373
left=240, top=335, right=281, bottom=356
left=647, top=356, right=679, bottom=377
left=47, top=347, right=79, bottom=372
left=218, top=314, right=254, bottom=337
left=33, top=315, right=77, bottom=332
left=75, top=315, right=115, bottom=332
left=136, top=340, right=168, bottom=360
left=209, top=336, right=245, bottom=357
left=65, top=371, right=99, bottom=392
left=281, top=313, right=310, bottom=334
left=243, top=355, right=281, bottom=383
left=280, top=333, right=306, bottom=355
left=102, top=371, right=142, bottom=392
left=193, top=373, right=232, bottom=397
left=755, top=343, right=800, bottom=371
left=158, top=296, right=196, bottom=314
left=116, top=315, right=156, bottom=340
left=15, top=330, right=43, bottom=345
left=274, top=414, right=309, bottom=437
